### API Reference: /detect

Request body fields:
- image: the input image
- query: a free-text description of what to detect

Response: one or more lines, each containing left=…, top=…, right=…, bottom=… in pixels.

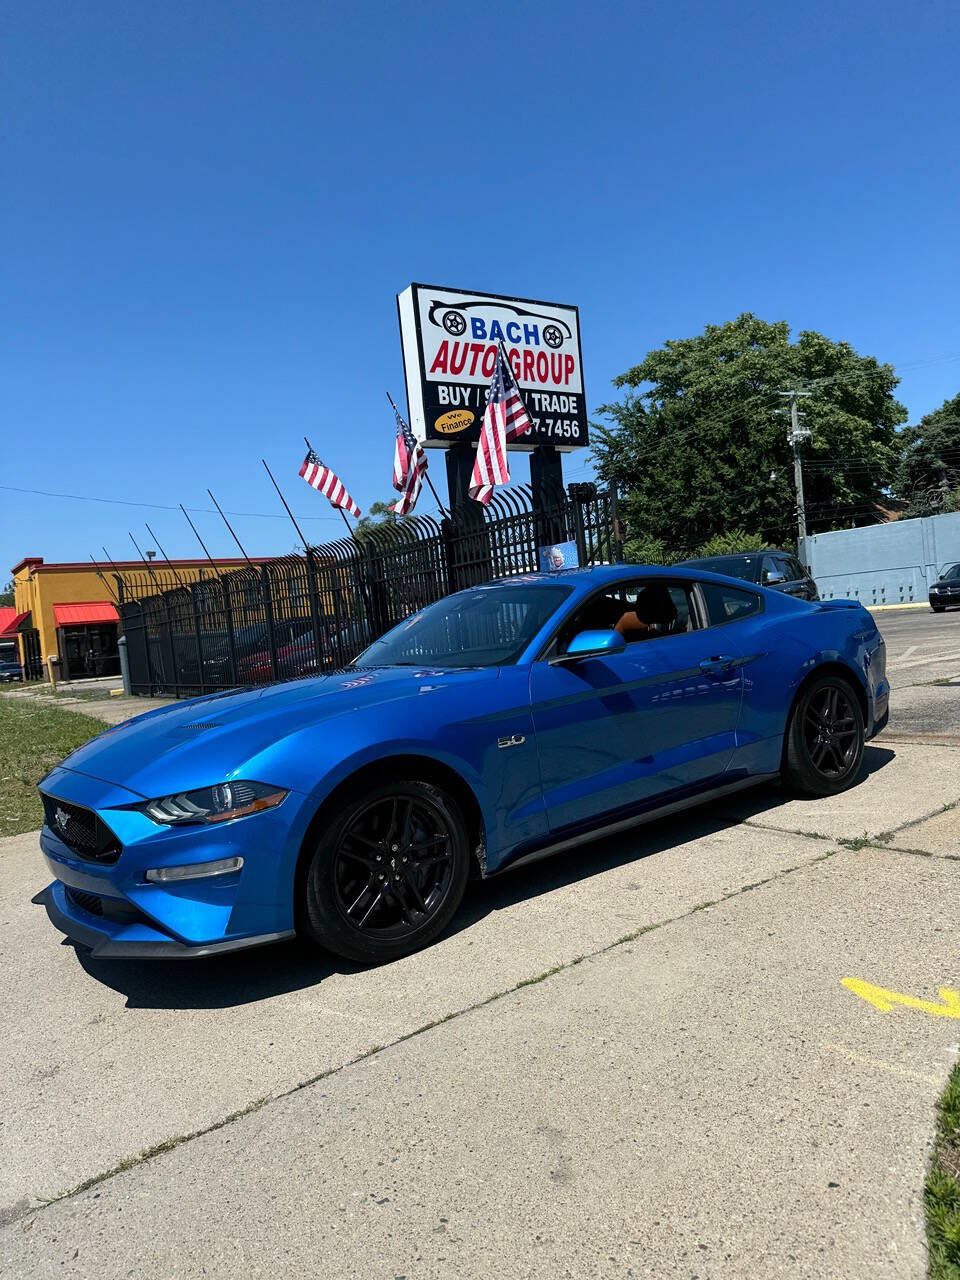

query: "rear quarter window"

left=700, top=582, right=763, bottom=626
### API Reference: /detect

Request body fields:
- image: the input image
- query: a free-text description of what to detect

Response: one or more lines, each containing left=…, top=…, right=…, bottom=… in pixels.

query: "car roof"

left=678, top=552, right=763, bottom=563
left=481, top=563, right=766, bottom=590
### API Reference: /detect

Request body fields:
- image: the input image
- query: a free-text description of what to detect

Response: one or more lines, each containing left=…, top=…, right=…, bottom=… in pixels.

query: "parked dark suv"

left=678, top=551, right=819, bottom=601
left=929, top=563, right=960, bottom=612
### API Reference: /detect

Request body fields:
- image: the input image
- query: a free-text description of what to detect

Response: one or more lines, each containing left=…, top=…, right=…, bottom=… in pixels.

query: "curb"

left=866, top=602, right=930, bottom=612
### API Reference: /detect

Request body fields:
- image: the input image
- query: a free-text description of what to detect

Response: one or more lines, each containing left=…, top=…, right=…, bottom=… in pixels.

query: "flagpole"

left=207, top=489, right=256, bottom=569
left=497, top=338, right=538, bottom=499
left=498, top=338, right=535, bottom=425
left=102, top=546, right=128, bottom=596
left=87, top=555, right=120, bottom=604
left=385, top=391, right=449, bottom=518
left=144, top=523, right=189, bottom=591
left=180, top=503, right=225, bottom=581
left=262, top=457, right=311, bottom=551
left=304, top=435, right=358, bottom=540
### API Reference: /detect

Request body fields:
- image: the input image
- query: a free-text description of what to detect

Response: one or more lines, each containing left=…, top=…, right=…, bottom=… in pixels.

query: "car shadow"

left=64, top=745, right=897, bottom=1011
left=691, top=743, right=896, bottom=826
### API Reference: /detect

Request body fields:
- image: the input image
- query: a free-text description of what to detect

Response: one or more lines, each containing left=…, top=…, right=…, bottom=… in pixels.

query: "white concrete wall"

left=800, top=511, right=960, bottom=605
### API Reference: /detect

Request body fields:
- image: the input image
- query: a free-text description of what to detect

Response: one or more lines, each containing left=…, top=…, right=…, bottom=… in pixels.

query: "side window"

left=760, top=554, right=784, bottom=585
left=555, top=581, right=698, bottom=653
left=620, top=582, right=695, bottom=640
left=699, top=582, right=762, bottom=626
left=785, top=555, right=806, bottom=580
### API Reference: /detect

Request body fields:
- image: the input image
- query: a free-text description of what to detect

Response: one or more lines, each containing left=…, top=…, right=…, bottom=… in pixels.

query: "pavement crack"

left=13, top=845, right=843, bottom=1228
left=742, top=819, right=833, bottom=841
left=855, top=843, right=960, bottom=863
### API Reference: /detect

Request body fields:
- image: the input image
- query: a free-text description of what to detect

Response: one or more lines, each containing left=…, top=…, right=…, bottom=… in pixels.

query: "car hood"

left=56, top=666, right=498, bottom=797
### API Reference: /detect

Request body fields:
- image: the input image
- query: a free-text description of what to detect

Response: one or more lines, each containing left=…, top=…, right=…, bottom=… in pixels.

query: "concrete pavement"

left=2, top=837, right=958, bottom=1279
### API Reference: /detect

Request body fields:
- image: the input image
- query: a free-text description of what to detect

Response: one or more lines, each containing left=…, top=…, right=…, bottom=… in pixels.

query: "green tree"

left=591, top=314, right=906, bottom=551
left=694, top=530, right=777, bottom=557
left=352, top=499, right=406, bottom=543
left=0, top=581, right=13, bottom=608
left=894, top=392, right=960, bottom=516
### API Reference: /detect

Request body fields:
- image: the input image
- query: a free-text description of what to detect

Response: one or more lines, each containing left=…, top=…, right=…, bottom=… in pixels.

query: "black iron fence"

left=119, top=484, right=622, bottom=697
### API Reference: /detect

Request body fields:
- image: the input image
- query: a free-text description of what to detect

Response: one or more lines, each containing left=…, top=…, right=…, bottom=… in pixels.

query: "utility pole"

left=777, top=390, right=812, bottom=544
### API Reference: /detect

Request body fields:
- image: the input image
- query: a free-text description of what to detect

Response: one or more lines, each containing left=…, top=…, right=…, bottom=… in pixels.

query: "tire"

left=303, top=780, right=471, bottom=964
left=782, top=675, right=865, bottom=797
left=932, top=605, right=946, bottom=613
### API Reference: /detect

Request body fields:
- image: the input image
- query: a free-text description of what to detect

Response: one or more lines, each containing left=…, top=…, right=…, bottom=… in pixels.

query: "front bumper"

left=39, top=882, right=293, bottom=958
left=38, top=764, right=311, bottom=958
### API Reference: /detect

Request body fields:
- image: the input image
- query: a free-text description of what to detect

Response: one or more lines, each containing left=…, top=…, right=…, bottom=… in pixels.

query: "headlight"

left=140, top=781, right=288, bottom=826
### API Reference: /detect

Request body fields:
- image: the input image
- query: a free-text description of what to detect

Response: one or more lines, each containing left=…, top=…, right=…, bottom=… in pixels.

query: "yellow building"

left=6, top=556, right=259, bottom=682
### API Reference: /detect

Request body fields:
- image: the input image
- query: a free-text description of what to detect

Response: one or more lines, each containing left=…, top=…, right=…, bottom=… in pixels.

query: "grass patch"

left=838, top=833, right=875, bottom=851
left=926, top=1063, right=960, bottom=1278
left=0, top=699, right=108, bottom=837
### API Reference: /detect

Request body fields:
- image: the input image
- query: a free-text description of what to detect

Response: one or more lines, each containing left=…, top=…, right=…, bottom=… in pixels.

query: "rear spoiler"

left=816, top=599, right=864, bottom=611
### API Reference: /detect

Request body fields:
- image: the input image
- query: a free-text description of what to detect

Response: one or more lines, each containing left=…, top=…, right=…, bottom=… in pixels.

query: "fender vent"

left=179, top=722, right=221, bottom=730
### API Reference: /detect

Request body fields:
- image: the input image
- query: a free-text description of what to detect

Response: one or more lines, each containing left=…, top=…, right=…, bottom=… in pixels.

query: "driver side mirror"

left=764, top=570, right=785, bottom=585
left=552, top=629, right=626, bottom=664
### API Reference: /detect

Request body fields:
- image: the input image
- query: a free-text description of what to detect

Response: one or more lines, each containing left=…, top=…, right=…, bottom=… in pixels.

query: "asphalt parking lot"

left=2, top=605, right=958, bottom=1278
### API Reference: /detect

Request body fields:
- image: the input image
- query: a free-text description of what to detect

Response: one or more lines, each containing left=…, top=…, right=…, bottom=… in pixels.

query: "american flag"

left=299, top=449, right=361, bottom=518
left=390, top=403, right=428, bottom=515
left=469, top=341, right=533, bottom=505
left=391, top=402, right=422, bottom=488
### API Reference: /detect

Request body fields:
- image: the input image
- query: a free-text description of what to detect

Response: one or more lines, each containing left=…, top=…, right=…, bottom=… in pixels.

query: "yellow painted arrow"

left=842, top=977, right=960, bottom=1019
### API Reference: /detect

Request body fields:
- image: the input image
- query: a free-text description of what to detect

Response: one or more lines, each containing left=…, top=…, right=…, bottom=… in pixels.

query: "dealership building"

left=5, top=556, right=258, bottom=682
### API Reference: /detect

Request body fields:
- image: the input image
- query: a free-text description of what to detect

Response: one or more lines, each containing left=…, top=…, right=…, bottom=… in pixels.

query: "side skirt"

left=492, top=772, right=780, bottom=877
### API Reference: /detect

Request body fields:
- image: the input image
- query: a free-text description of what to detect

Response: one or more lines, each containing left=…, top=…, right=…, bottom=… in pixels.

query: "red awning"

left=53, top=602, right=120, bottom=627
left=0, top=610, right=28, bottom=637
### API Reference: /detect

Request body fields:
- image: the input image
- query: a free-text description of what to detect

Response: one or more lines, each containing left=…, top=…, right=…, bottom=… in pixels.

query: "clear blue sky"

left=3, top=0, right=959, bottom=575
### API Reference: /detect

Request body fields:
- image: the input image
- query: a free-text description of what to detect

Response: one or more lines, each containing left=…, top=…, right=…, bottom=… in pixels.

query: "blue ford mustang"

left=38, top=565, right=888, bottom=964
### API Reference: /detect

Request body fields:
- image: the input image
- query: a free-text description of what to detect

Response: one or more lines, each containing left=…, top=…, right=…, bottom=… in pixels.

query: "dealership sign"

left=397, top=283, right=587, bottom=451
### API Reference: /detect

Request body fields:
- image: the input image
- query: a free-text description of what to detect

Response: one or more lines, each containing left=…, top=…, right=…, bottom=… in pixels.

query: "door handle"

left=699, top=655, right=736, bottom=676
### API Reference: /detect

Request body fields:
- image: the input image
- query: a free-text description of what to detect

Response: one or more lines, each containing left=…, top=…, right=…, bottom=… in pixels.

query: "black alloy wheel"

left=783, top=675, right=865, bottom=796
left=304, top=781, right=470, bottom=963
left=802, top=683, right=860, bottom=777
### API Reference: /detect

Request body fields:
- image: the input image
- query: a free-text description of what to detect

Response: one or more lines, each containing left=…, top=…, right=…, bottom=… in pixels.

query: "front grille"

left=42, top=795, right=121, bottom=864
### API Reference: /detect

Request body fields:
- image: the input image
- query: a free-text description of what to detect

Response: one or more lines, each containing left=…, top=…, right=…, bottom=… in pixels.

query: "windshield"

left=942, top=564, right=960, bottom=580
left=353, top=583, right=573, bottom=668
left=688, top=555, right=760, bottom=582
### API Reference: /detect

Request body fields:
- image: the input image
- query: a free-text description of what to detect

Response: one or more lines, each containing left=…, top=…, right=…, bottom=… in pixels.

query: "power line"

left=0, top=483, right=344, bottom=522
